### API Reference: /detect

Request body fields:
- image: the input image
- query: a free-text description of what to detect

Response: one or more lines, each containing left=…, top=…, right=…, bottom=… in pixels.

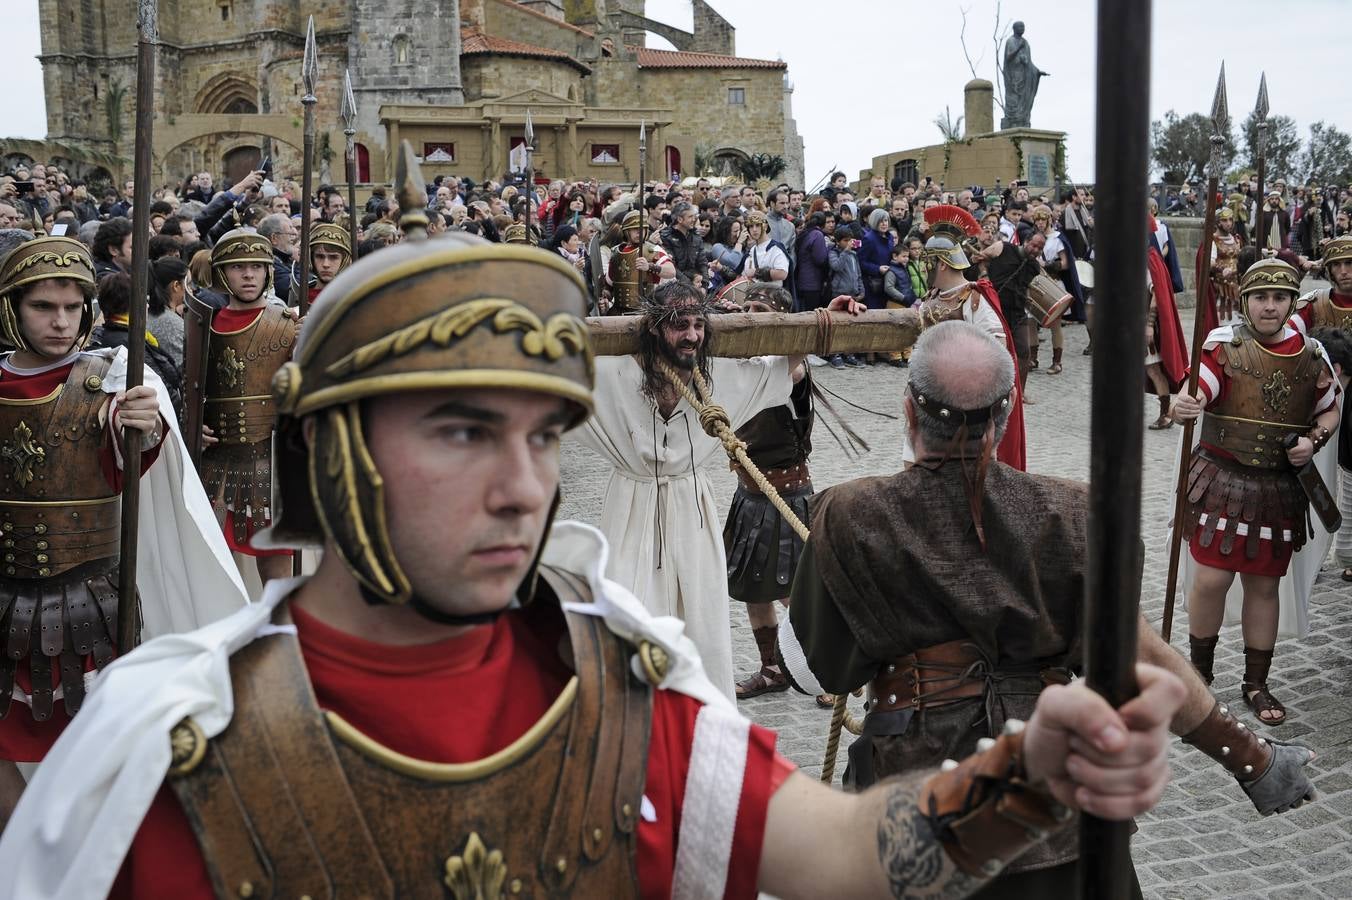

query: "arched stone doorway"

left=223, top=146, right=262, bottom=185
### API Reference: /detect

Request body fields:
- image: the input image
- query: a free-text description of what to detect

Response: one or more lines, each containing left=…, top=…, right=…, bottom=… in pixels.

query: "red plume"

left=924, top=203, right=983, bottom=239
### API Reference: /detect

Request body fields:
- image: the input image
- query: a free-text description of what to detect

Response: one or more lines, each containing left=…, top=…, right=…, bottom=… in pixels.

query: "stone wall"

left=640, top=67, right=787, bottom=179
left=1162, top=215, right=1203, bottom=307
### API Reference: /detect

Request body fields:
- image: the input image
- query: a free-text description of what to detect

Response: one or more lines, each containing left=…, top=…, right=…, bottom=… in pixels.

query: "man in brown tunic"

left=780, top=320, right=1317, bottom=898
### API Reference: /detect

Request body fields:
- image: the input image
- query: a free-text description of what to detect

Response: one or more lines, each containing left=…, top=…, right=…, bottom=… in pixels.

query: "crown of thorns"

left=642, top=297, right=720, bottom=328
left=909, top=384, right=1011, bottom=427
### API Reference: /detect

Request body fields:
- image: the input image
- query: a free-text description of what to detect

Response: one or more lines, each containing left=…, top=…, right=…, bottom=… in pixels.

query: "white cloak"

left=571, top=355, right=792, bottom=699
left=2, top=348, right=248, bottom=712
left=0, top=522, right=745, bottom=900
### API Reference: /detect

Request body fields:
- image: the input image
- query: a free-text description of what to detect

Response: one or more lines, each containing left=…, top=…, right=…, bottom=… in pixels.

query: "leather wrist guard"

left=917, top=721, right=1073, bottom=879
left=1180, top=700, right=1273, bottom=782
left=1306, top=424, right=1332, bottom=454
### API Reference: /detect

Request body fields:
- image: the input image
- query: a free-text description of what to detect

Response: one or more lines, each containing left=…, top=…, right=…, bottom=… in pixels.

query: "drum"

left=1026, top=273, right=1073, bottom=327
left=716, top=277, right=781, bottom=307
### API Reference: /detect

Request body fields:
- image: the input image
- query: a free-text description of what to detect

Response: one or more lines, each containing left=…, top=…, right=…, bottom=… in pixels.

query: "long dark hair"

left=150, top=256, right=188, bottom=315
left=637, top=282, right=714, bottom=403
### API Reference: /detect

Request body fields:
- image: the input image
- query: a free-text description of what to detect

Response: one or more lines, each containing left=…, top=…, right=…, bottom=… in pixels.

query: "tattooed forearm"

left=875, top=776, right=982, bottom=900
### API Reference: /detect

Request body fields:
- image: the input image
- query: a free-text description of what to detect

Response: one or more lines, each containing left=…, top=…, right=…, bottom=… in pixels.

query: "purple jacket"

left=795, top=227, right=830, bottom=293
left=858, top=227, right=896, bottom=308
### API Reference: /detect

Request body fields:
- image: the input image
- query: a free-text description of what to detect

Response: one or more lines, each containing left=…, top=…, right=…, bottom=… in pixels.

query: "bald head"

left=906, top=320, right=1015, bottom=452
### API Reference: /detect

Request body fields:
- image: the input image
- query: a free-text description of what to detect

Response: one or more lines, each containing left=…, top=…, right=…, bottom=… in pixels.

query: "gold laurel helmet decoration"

left=210, top=228, right=276, bottom=297
left=1321, top=235, right=1352, bottom=266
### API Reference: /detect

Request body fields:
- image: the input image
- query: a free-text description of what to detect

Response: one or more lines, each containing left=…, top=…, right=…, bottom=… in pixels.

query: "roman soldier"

left=1146, top=216, right=1188, bottom=429
left=306, top=221, right=352, bottom=306
left=1290, top=235, right=1352, bottom=580
left=1172, top=258, right=1340, bottom=726
left=1197, top=205, right=1243, bottom=333
left=723, top=285, right=816, bottom=701
left=186, top=229, right=301, bottom=585
left=781, top=320, right=1316, bottom=896
left=0, top=209, right=1185, bottom=900
left=0, top=238, right=245, bottom=824
left=917, top=204, right=1027, bottom=470
left=604, top=209, right=672, bottom=315
left=502, top=222, right=529, bottom=244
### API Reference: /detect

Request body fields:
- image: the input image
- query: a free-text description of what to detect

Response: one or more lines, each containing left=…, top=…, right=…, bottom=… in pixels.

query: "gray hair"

left=908, top=320, right=1015, bottom=448
left=670, top=201, right=694, bottom=220
left=867, top=207, right=890, bottom=230
left=77, top=220, right=100, bottom=248
left=256, top=213, right=290, bottom=239
left=178, top=199, right=206, bottom=220
left=0, top=228, right=35, bottom=262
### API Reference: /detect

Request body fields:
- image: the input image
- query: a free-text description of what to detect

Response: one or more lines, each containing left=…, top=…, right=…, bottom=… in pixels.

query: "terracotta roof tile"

left=460, top=28, right=591, bottom=73
left=635, top=47, right=786, bottom=70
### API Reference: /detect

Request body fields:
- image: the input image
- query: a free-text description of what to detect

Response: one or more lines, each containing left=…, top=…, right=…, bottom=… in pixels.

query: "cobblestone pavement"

left=559, top=306, right=1352, bottom=899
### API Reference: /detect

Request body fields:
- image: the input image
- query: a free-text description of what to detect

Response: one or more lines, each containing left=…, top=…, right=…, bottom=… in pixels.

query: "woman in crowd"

left=148, top=256, right=189, bottom=365
left=794, top=211, right=831, bottom=310
left=88, top=272, right=184, bottom=420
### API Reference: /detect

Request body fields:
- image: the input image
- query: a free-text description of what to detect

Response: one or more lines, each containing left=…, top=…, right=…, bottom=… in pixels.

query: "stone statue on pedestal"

left=1001, top=21, right=1049, bottom=129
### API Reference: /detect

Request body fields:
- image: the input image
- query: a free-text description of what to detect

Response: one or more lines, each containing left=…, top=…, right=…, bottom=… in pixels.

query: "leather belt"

left=866, top=639, right=1071, bottom=715
left=734, top=461, right=810, bottom=495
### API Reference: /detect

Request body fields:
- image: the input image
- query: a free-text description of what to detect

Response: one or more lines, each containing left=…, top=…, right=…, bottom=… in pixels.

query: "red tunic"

left=110, top=600, right=794, bottom=899
left=0, top=355, right=163, bottom=762
left=972, top=279, right=1027, bottom=471
left=1189, top=331, right=1337, bottom=576
left=209, top=307, right=292, bottom=557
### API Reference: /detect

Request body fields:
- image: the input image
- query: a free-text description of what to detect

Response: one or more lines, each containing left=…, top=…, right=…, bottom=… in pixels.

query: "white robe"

left=2, top=348, right=248, bottom=714
left=571, top=355, right=792, bottom=698
left=0, top=522, right=744, bottom=900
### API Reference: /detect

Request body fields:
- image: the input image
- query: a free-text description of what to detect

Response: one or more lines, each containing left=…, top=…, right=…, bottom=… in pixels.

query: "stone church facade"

left=30, top=0, right=804, bottom=190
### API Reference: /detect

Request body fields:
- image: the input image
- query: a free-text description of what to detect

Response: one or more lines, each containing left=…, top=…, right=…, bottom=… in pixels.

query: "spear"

left=638, top=120, right=647, bottom=243
left=1252, top=74, right=1271, bottom=254
left=1162, top=66, right=1230, bottom=643
left=341, top=68, right=359, bottom=261
left=297, top=16, right=318, bottom=317
left=524, top=109, right=535, bottom=246
left=1078, top=0, right=1152, bottom=896
left=117, top=0, right=158, bottom=653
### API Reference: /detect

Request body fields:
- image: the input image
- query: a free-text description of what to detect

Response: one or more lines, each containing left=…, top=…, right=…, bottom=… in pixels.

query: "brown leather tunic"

left=168, top=567, right=653, bottom=899
left=1302, top=289, right=1352, bottom=334
left=199, top=304, right=298, bottom=543
left=0, top=353, right=120, bottom=719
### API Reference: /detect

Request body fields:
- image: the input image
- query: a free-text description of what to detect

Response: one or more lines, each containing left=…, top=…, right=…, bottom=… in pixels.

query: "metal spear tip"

left=1209, top=62, right=1230, bottom=136
left=639, top=120, right=646, bottom=150
left=1255, top=71, right=1270, bottom=121
left=525, top=108, right=534, bottom=146
left=341, top=69, right=357, bottom=128
left=303, top=15, right=319, bottom=95
left=394, top=140, right=430, bottom=242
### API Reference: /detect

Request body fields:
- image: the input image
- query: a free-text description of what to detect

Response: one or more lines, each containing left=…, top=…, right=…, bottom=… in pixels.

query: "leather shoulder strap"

left=243, top=304, right=299, bottom=362
left=169, top=606, right=394, bottom=900
left=44, top=354, right=112, bottom=448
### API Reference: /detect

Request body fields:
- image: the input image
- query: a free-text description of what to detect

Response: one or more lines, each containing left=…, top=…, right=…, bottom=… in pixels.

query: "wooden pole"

left=1079, top=0, right=1151, bottom=895
left=585, top=308, right=921, bottom=358
left=341, top=69, right=359, bottom=261
left=297, top=16, right=318, bottom=317
left=117, top=0, right=158, bottom=654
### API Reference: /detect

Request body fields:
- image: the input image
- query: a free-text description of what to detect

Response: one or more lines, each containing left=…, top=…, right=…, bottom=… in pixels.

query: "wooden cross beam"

left=585, top=309, right=922, bottom=358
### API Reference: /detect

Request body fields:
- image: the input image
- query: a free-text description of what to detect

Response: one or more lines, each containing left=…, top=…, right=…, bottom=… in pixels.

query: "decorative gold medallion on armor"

left=443, top=832, right=510, bottom=900
left=169, top=717, right=208, bottom=775
left=1261, top=370, right=1291, bottom=415
left=1, top=421, right=45, bottom=487
left=217, top=346, right=246, bottom=390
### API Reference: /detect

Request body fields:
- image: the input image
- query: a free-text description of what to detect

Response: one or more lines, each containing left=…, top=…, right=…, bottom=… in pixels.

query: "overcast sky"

left=4, top=0, right=1350, bottom=187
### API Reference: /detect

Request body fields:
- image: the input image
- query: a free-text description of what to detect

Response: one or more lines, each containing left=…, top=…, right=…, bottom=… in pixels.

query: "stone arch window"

left=393, top=34, right=411, bottom=65
left=196, top=73, right=259, bottom=115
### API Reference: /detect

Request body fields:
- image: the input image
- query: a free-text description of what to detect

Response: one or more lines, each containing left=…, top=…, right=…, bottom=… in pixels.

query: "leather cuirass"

left=919, top=286, right=976, bottom=330
left=0, top=354, right=118, bottom=580
left=610, top=245, right=642, bottom=312
left=737, top=374, right=813, bottom=472
left=0, top=353, right=122, bottom=720
left=1200, top=326, right=1324, bottom=469
left=1307, top=290, right=1352, bottom=334
left=200, top=305, right=298, bottom=541
left=168, top=567, right=654, bottom=899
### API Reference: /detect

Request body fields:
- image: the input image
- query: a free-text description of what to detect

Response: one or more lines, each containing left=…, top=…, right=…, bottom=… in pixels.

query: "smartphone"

left=50, top=223, right=69, bottom=237
left=13, top=181, right=34, bottom=195
left=260, top=156, right=273, bottom=176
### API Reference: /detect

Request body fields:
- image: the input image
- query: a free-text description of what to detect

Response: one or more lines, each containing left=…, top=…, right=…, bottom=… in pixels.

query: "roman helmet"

left=503, top=222, right=528, bottom=244
left=1237, top=257, right=1301, bottom=329
left=619, top=209, right=643, bottom=238
left=259, top=143, right=594, bottom=622
left=210, top=228, right=275, bottom=299
left=923, top=203, right=982, bottom=270
left=1321, top=235, right=1352, bottom=267
left=1216, top=206, right=1235, bottom=225
left=309, top=222, right=352, bottom=269
left=0, top=236, right=97, bottom=353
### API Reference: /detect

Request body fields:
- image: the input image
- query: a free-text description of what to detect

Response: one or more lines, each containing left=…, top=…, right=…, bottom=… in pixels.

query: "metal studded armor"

left=0, top=355, right=119, bottom=720
left=199, top=304, right=299, bottom=544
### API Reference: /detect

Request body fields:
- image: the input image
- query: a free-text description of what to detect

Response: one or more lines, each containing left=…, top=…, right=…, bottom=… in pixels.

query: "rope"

left=655, top=358, right=862, bottom=783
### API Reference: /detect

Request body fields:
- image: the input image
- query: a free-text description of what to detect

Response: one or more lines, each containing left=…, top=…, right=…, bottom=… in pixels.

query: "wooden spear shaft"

left=117, top=0, right=158, bottom=654
left=1079, top=0, right=1150, bottom=895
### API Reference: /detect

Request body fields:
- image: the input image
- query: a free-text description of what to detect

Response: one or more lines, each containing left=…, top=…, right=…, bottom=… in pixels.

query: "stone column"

left=567, top=119, right=579, bottom=178
left=488, top=117, right=502, bottom=182
left=386, top=119, right=400, bottom=184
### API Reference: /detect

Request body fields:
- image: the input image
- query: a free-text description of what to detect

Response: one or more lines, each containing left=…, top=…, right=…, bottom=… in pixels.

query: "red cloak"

left=973, top=278, right=1027, bottom=471
left=1148, top=246, right=1189, bottom=393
